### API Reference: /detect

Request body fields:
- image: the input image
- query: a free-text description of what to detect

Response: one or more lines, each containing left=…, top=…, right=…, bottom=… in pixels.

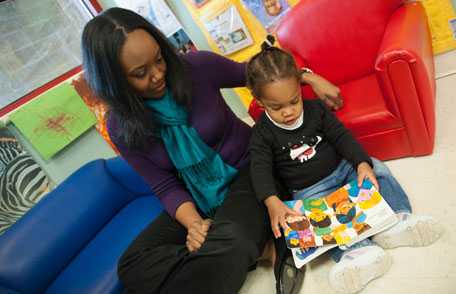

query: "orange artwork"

left=71, top=74, right=119, bottom=154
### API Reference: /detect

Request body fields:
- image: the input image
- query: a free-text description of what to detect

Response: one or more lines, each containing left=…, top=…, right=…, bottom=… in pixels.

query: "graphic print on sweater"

left=287, top=135, right=322, bottom=163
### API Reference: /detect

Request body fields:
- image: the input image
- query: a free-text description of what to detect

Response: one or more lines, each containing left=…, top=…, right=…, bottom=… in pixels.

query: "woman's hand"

left=186, top=219, right=212, bottom=252
left=264, top=195, right=301, bottom=238
left=301, top=72, right=343, bottom=110
left=175, top=202, right=212, bottom=252
left=357, top=162, right=379, bottom=190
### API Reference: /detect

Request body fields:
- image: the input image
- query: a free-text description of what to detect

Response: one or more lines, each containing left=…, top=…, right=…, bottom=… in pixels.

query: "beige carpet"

left=240, top=50, right=456, bottom=294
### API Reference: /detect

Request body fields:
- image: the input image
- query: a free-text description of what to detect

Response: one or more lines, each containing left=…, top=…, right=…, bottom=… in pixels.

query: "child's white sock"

left=372, top=213, right=443, bottom=249
left=328, top=245, right=391, bottom=294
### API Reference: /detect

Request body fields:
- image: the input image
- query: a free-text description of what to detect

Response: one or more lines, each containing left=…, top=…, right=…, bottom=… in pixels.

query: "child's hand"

left=357, top=162, right=379, bottom=190
left=264, top=195, right=301, bottom=238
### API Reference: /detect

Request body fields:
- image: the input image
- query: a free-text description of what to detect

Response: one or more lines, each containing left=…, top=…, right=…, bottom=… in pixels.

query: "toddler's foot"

left=276, top=255, right=305, bottom=294
left=372, top=213, right=443, bottom=249
left=329, top=245, right=391, bottom=294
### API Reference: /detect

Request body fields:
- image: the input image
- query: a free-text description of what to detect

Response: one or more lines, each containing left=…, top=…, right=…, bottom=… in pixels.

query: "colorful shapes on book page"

left=284, top=179, right=388, bottom=249
left=285, top=215, right=316, bottom=248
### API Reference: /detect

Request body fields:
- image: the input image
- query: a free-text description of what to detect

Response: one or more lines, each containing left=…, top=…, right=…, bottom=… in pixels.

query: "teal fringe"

left=178, top=156, right=233, bottom=217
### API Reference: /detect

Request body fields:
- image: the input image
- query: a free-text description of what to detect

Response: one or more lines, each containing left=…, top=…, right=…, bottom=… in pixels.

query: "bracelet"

left=300, top=67, right=314, bottom=74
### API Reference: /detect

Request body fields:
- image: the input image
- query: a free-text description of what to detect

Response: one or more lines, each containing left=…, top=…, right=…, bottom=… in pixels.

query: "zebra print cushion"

left=0, top=131, right=52, bottom=235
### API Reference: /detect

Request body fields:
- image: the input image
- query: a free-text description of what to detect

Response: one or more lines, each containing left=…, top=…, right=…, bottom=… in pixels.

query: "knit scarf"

left=145, top=90, right=238, bottom=216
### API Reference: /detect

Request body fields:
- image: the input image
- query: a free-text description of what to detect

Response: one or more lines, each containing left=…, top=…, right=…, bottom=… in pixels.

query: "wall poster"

left=202, top=5, right=253, bottom=55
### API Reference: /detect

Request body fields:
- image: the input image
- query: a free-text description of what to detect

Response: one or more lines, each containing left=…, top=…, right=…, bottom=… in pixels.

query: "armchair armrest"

left=375, top=2, right=436, bottom=156
left=0, top=159, right=136, bottom=293
left=376, top=2, right=434, bottom=69
left=104, top=156, right=153, bottom=196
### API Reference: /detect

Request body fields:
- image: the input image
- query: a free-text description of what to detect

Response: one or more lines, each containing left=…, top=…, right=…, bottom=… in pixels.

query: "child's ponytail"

left=261, top=34, right=276, bottom=51
left=246, top=35, right=300, bottom=98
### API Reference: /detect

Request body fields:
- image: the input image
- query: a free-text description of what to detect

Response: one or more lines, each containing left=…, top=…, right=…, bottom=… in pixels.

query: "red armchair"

left=248, top=0, right=436, bottom=160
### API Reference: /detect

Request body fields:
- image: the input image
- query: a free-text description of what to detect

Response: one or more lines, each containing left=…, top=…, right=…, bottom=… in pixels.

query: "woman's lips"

left=153, top=81, right=165, bottom=92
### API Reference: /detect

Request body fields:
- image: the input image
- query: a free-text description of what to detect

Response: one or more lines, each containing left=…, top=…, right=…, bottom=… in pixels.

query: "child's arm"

left=249, top=124, right=300, bottom=238
left=249, top=125, right=278, bottom=202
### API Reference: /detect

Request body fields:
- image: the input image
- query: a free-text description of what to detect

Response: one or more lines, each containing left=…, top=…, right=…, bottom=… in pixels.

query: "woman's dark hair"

left=81, top=7, right=192, bottom=149
left=246, top=35, right=300, bottom=98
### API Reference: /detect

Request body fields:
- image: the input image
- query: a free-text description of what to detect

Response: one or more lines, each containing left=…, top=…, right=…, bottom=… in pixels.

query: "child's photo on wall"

left=241, top=0, right=291, bottom=32
left=169, top=28, right=197, bottom=54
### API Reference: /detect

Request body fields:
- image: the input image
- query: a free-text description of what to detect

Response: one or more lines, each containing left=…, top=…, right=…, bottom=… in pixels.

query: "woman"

left=81, top=7, right=342, bottom=294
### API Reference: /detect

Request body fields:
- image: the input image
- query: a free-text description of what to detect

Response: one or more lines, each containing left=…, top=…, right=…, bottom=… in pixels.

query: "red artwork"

left=71, top=74, right=119, bottom=154
left=34, top=113, right=74, bottom=138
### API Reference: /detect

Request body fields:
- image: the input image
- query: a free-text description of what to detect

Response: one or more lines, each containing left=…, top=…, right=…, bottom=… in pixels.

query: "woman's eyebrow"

left=129, top=50, right=161, bottom=74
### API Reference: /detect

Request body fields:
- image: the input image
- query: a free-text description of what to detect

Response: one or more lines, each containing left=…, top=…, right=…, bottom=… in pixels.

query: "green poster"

left=10, top=82, right=97, bottom=160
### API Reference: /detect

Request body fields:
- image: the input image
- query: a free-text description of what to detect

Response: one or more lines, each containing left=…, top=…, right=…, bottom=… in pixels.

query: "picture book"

left=284, top=179, right=398, bottom=268
left=290, top=244, right=338, bottom=268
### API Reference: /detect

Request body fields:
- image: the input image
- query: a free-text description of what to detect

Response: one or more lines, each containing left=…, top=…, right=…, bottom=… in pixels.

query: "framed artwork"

left=241, top=0, right=291, bottom=32
left=116, top=0, right=181, bottom=37
left=71, top=73, right=119, bottom=153
left=9, top=82, right=97, bottom=160
left=168, top=28, right=198, bottom=54
left=188, top=0, right=211, bottom=9
left=421, top=0, right=456, bottom=54
left=0, top=127, right=52, bottom=235
left=203, top=5, right=253, bottom=55
left=115, top=0, right=198, bottom=53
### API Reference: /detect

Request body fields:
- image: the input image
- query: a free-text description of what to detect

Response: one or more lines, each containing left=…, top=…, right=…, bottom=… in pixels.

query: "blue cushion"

left=46, top=196, right=162, bottom=294
left=0, top=157, right=163, bottom=294
left=105, top=157, right=152, bottom=196
left=0, top=159, right=135, bottom=293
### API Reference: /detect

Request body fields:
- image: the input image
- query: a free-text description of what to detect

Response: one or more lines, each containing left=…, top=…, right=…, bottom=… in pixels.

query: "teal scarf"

left=145, top=90, right=238, bottom=216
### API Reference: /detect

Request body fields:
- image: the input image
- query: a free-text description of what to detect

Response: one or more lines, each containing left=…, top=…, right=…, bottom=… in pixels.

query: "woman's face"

left=120, top=29, right=167, bottom=99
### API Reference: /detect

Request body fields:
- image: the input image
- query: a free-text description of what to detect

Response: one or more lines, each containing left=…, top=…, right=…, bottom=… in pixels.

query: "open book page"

left=339, top=214, right=397, bottom=249
left=339, top=180, right=398, bottom=248
left=284, top=179, right=397, bottom=250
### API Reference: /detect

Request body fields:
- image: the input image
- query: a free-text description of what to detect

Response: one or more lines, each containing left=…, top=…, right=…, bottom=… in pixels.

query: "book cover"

left=291, top=244, right=338, bottom=269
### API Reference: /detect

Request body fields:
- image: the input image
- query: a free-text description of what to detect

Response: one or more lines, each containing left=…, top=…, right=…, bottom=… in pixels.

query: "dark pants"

left=117, top=167, right=272, bottom=294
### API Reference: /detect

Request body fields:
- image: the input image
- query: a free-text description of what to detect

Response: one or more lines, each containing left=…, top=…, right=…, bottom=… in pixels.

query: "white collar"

left=265, top=110, right=304, bottom=130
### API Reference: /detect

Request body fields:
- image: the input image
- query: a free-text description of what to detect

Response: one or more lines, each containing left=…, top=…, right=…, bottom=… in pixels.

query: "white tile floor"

left=240, top=50, right=456, bottom=294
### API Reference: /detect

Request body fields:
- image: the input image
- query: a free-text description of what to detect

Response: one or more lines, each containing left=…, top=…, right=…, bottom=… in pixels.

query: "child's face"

left=263, top=0, right=282, bottom=16
left=257, top=77, right=303, bottom=126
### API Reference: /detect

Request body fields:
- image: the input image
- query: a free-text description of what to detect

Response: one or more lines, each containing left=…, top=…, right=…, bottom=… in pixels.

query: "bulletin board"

left=182, top=0, right=299, bottom=107
left=421, top=0, right=456, bottom=54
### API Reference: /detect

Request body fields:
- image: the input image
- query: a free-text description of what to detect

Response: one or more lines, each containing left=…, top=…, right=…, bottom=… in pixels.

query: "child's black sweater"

left=250, top=99, right=372, bottom=201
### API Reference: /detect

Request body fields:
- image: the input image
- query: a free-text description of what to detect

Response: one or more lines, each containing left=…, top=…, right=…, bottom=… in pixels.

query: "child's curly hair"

left=246, top=35, right=301, bottom=98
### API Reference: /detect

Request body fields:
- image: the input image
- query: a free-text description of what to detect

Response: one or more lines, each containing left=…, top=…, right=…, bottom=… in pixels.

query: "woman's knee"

left=208, top=221, right=259, bottom=259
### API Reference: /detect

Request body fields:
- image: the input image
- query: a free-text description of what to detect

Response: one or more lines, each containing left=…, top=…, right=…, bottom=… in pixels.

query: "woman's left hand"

left=302, top=72, right=343, bottom=110
left=357, top=162, right=379, bottom=190
left=186, top=218, right=212, bottom=252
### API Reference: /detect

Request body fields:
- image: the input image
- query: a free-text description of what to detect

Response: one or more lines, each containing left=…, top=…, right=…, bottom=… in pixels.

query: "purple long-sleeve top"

left=107, top=51, right=251, bottom=218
